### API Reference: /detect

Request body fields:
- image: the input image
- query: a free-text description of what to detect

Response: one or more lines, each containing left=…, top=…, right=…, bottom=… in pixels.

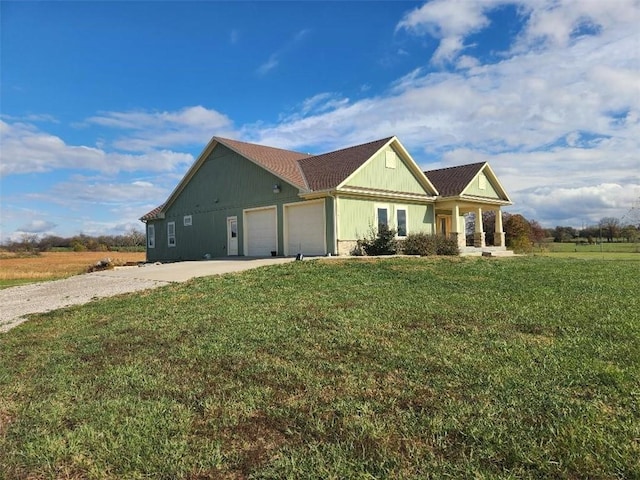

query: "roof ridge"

left=424, top=161, right=486, bottom=174
left=307, top=136, right=395, bottom=160
left=214, top=136, right=312, bottom=158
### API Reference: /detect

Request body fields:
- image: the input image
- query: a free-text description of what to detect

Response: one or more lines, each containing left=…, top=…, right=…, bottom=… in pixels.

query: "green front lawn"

left=1, top=257, right=638, bottom=479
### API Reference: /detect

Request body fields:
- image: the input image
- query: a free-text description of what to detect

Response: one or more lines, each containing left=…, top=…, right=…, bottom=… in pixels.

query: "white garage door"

left=285, top=201, right=326, bottom=256
left=245, top=207, right=277, bottom=256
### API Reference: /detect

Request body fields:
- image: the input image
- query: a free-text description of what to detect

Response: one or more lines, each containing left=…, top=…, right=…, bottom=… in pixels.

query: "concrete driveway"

left=0, top=257, right=295, bottom=333
left=100, top=257, right=295, bottom=282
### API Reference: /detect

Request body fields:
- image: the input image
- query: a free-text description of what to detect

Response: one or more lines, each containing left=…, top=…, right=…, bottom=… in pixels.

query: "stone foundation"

left=474, top=232, right=486, bottom=248
left=494, top=232, right=506, bottom=247
left=451, top=232, right=467, bottom=249
left=337, top=240, right=359, bottom=256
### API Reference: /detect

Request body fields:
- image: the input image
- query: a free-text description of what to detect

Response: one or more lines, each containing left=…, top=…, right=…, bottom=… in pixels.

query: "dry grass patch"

left=0, top=251, right=146, bottom=284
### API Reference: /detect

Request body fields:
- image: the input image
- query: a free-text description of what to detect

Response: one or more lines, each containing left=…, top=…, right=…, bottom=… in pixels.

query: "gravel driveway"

left=0, top=258, right=294, bottom=333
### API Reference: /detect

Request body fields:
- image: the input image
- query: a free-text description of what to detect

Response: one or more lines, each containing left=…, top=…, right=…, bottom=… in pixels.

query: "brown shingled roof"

left=140, top=204, right=164, bottom=221
left=214, top=137, right=312, bottom=190
left=424, top=162, right=485, bottom=197
left=299, top=137, right=393, bottom=191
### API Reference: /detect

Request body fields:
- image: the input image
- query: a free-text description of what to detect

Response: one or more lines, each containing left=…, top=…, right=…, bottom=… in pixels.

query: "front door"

left=227, top=216, right=238, bottom=255
left=440, top=217, right=447, bottom=236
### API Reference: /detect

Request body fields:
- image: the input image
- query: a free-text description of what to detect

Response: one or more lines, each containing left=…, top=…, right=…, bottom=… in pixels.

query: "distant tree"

left=621, top=225, right=639, bottom=243
left=553, top=226, right=577, bottom=243
left=529, top=220, right=546, bottom=247
left=599, top=217, right=621, bottom=243
left=1, top=234, right=39, bottom=252
left=578, top=225, right=599, bottom=241
left=37, top=235, right=69, bottom=251
left=125, top=228, right=145, bottom=247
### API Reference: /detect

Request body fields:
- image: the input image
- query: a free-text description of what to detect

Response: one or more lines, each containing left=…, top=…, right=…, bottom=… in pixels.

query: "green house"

left=140, top=136, right=511, bottom=261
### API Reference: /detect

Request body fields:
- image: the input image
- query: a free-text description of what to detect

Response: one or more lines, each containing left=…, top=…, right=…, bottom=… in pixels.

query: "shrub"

left=358, top=224, right=398, bottom=256
left=402, top=232, right=437, bottom=256
left=401, top=233, right=459, bottom=256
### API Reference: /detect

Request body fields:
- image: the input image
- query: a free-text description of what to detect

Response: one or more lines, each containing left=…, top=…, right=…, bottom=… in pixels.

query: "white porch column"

left=494, top=208, right=506, bottom=247
left=451, top=205, right=466, bottom=249
left=474, top=207, right=486, bottom=248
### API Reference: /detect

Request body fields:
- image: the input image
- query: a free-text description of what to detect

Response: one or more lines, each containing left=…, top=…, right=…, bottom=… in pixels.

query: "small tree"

left=505, top=214, right=532, bottom=253
left=358, top=224, right=398, bottom=256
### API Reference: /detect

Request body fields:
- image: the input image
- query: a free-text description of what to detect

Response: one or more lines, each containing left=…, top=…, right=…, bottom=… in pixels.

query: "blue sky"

left=1, top=0, right=639, bottom=241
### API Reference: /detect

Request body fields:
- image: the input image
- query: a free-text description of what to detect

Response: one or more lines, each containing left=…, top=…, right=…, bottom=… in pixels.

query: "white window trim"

left=183, top=215, right=192, bottom=226
left=167, top=221, right=176, bottom=248
left=375, top=203, right=390, bottom=232
left=147, top=224, right=155, bottom=249
left=396, top=205, right=409, bottom=238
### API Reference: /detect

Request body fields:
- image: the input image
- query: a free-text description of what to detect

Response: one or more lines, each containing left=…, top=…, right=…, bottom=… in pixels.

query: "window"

left=147, top=224, right=155, bottom=248
left=376, top=206, right=388, bottom=232
left=397, top=208, right=407, bottom=237
left=183, top=215, right=192, bottom=226
left=479, top=173, right=487, bottom=190
left=385, top=151, right=397, bottom=169
left=167, top=221, right=176, bottom=247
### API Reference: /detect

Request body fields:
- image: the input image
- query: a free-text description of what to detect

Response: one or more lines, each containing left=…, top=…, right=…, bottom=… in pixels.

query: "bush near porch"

left=356, top=226, right=460, bottom=256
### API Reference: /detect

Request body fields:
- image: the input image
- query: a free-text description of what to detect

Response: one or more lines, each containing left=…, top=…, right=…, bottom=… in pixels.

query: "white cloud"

left=37, top=178, right=167, bottom=207
left=85, top=105, right=235, bottom=152
left=515, top=0, right=640, bottom=51
left=397, top=0, right=640, bottom=66
left=1, top=113, right=59, bottom=123
left=0, top=120, right=194, bottom=176
left=256, top=29, right=311, bottom=75
left=257, top=55, right=279, bottom=75
left=18, top=219, right=57, bottom=233
left=397, top=0, right=498, bottom=63
left=516, top=183, right=640, bottom=227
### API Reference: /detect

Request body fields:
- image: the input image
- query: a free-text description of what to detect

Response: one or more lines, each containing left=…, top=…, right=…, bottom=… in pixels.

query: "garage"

left=244, top=207, right=277, bottom=256
left=285, top=200, right=326, bottom=256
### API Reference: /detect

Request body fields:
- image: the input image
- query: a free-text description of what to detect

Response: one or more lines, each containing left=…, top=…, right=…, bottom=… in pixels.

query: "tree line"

left=2, top=229, right=146, bottom=253
left=470, top=212, right=639, bottom=253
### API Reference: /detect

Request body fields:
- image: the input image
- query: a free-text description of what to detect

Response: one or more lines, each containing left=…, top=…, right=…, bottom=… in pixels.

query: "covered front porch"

left=435, top=201, right=507, bottom=252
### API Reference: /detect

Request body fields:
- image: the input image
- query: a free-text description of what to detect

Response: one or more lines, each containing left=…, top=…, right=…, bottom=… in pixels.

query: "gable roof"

left=298, top=137, right=394, bottom=191
left=425, top=162, right=511, bottom=202
left=425, top=162, right=486, bottom=197
left=214, top=137, right=312, bottom=190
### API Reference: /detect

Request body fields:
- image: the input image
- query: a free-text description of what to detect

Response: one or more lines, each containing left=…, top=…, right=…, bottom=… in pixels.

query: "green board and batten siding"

left=337, top=197, right=434, bottom=240
left=463, top=171, right=502, bottom=199
left=147, top=144, right=309, bottom=261
left=344, top=146, right=427, bottom=194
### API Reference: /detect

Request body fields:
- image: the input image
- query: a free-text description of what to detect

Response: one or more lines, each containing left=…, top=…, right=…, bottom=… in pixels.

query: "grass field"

left=0, top=257, right=638, bottom=479
left=533, top=241, right=640, bottom=260
left=0, top=251, right=147, bottom=288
